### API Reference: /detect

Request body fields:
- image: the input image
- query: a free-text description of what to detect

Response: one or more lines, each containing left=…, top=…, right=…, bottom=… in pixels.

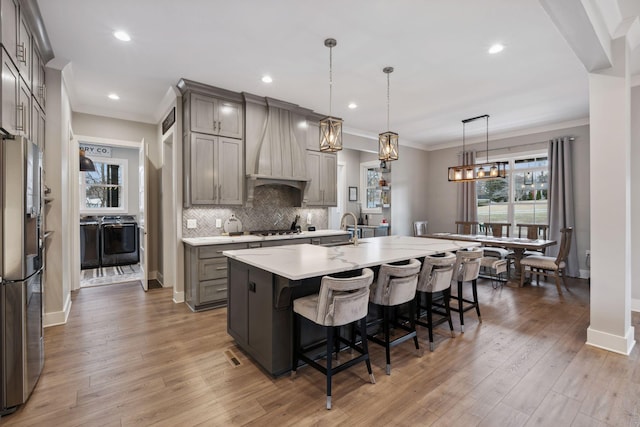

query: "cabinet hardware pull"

left=17, top=42, right=26, bottom=63
left=15, top=104, right=24, bottom=131
left=218, top=121, right=222, bottom=132
left=248, top=281, right=256, bottom=292
left=216, top=267, right=227, bottom=270
left=216, top=288, right=227, bottom=292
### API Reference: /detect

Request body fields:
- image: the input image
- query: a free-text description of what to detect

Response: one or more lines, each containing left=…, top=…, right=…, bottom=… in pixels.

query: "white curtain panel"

left=457, top=151, right=478, bottom=223
left=547, top=137, right=580, bottom=277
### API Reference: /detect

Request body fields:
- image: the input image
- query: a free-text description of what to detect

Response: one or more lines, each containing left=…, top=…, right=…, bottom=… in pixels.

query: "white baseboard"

left=156, top=271, right=164, bottom=286
left=579, top=269, right=590, bottom=279
left=586, top=325, right=636, bottom=355
left=44, top=293, right=72, bottom=328
left=632, top=298, right=640, bottom=313
left=173, top=290, right=184, bottom=304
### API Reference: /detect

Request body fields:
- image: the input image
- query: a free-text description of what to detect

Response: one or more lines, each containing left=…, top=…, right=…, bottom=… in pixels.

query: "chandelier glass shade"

left=447, top=114, right=507, bottom=182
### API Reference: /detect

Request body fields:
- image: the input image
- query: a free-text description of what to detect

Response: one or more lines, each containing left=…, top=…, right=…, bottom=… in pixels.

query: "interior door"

left=138, top=140, right=148, bottom=290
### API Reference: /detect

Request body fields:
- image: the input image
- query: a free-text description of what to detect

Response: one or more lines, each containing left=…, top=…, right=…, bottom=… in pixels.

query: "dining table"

left=424, top=232, right=557, bottom=286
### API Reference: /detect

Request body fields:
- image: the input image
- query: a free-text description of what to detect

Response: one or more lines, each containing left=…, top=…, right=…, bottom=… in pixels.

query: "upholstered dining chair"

left=292, top=268, right=375, bottom=409
left=368, top=259, right=422, bottom=375
left=415, top=252, right=456, bottom=351
left=517, top=223, right=550, bottom=255
left=481, top=222, right=513, bottom=262
left=519, top=227, right=573, bottom=294
left=413, top=220, right=429, bottom=237
left=448, top=248, right=483, bottom=332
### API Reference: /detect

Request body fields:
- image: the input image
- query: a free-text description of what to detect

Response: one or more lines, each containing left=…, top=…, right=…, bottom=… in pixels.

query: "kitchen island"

left=223, top=235, right=479, bottom=376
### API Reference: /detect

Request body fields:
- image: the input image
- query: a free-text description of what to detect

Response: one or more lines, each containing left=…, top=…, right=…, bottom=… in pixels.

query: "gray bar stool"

left=449, top=248, right=483, bottom=332
left=415, top=252, right=457, bottom=351
left=367, top=259, right=422, bottom=375
left=292, top=268, right=375, bottom=410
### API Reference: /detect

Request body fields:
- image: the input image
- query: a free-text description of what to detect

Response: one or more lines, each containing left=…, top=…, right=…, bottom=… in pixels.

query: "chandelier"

left=447, top=114, right=507, bottom=182
left=319, top=38, right=343, bottom=152
left=378, top=66, right=398, bottom=162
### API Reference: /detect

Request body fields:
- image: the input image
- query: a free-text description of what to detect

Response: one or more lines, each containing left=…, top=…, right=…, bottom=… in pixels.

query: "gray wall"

left=72, top=112, right=160, bottom=275
left=425, top=124, right=591, bottom=275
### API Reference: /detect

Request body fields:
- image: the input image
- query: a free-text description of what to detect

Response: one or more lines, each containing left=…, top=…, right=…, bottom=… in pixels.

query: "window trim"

left=80, top=157, right=129, bottom=215
left=476, top=149, right=548, bottom=227
left=360, top=160, right=382, bottom=214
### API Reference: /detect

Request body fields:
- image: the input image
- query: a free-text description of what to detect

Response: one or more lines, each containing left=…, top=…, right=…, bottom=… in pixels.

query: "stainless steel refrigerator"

left=0, top=136, right=44, bottom=415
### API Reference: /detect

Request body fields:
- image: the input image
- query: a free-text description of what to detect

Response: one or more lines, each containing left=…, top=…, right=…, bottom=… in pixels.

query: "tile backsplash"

left=183, top=185, right=328, bottom=237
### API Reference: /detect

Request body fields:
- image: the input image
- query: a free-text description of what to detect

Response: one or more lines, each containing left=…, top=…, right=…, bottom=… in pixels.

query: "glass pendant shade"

left=378, top=131, right=398, bottom=161
left=319, top=116, right=343, bottom=152
left=79, top=149, right=96, bottom=172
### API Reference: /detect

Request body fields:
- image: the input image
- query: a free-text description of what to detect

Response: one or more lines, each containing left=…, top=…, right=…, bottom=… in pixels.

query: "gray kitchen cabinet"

left=32, top=46, right=45, bottom=108
left=31, top=97, right=44, bottom=150
left=185, top=242, right=248, bottom=311
left=190, top=92, right=243, bottom=139
left=1, top=48, right=18, bottom=135
left=0, top=0, right=18, bottom=66
left=190, top=132, right=243, bottom=205
left=17, top=75, right=29, bottom=138
left=16, top=9, right=30, bottom=89
left=309, top=234, right=350, bottom=245
left=260, top=238, right=311, bottom=247
left=306, top=150, right=337, bottom=206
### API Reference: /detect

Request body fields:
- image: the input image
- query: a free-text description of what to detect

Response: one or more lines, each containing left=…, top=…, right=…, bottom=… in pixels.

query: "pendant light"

left=378, top=66, right=399, bottom=162
left=319, top=38, right=343, bottom=152
left=79, top=148, right=96, bottom=172
left=447, top=114, right=507, bottom=182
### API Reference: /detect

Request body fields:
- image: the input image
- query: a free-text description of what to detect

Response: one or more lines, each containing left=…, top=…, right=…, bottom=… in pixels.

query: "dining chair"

left=517, top=223, right=550, bottom=255
left=292, top=268, right=375, bottom=409
left=455, top=221, right=479, bottom=235
left=413, top=220, right=428, bottom=237
left=519, top=227, right=573, bottom=294
left=480, top=223, right=513, bottom=273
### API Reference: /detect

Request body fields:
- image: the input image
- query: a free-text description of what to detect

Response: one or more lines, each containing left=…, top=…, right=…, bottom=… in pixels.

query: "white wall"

left=72, top=113, right=160, bottom=275
left=631, top=86, right=640, bottom=310
left=43, top=67, right=73, bottom=326
left=425, top=124, right=591, bottom=274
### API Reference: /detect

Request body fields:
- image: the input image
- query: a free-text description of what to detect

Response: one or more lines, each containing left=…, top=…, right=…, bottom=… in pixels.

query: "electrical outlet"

left=216, top=218, right=222, bottom=228
left=187, top=219, right=197, bottom=229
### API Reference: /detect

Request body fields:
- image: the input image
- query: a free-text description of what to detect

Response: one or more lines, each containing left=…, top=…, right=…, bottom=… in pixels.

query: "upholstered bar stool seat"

left=368, top=258, right=421, bottom=375
left=415, top=252, right=456, bottom=351
left=448, top=248, right=483, bottom=332
left=292, top=268, right=375, bottom=410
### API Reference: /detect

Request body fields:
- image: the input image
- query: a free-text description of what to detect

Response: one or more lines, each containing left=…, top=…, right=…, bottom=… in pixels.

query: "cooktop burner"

left=249, top=229, right=301, bottom=236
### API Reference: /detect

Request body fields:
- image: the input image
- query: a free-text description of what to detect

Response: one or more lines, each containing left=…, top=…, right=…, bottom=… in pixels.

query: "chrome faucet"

left=340, top=212, right=359, bottom=246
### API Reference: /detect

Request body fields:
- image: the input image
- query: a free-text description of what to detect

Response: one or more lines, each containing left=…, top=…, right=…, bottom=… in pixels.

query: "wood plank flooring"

left=3, top=277, right=639, bottom=426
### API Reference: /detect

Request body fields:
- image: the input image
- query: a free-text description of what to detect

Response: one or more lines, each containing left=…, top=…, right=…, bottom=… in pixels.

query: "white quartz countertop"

left=182, top=229, right=350, bottom=247
left=223, top=235, right=480, bottom=280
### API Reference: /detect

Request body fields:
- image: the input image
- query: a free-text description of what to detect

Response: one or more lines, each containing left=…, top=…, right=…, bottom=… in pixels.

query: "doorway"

left=72, top=135, right=148, bottom=291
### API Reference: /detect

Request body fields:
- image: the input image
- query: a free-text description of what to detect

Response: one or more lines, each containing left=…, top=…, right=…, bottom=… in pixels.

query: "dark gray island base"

left=224, top=236, right=480, bottom=376
left=227, top=258, right=323, bottom=376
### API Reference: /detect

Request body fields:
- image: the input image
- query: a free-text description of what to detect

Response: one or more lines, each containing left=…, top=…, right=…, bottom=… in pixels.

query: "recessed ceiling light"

left=113, top=31, right=131, bottom=42
left=108, top=93, right=120, bottom=100
left=348, top=103, right=358, bottom=109
left=488, top=43, right=504, bottom=54
left=261, top=75, right=273, bottom=83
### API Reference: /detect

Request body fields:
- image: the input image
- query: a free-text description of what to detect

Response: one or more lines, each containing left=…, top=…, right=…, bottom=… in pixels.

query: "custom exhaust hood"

left=244, top=95, right=312, bottom=207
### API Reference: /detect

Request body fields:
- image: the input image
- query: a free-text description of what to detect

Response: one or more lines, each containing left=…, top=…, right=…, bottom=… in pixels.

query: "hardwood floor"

left=3, top=277, right=639, bottom=426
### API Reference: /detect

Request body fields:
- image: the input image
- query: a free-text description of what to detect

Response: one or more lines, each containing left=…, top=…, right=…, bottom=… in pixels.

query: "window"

left=360, top=161, right=382, bottom=213
left=477, top=153, right=548, bottom=227
left=80, top=158, right=128, bottom=213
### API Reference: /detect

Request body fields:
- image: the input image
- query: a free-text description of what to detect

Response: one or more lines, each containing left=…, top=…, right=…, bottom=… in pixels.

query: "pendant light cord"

left=386, top=72, right=390, bottom=131
left=329, top=44, right=333, bottom=117
left=486, top=115, right=489, bottom=163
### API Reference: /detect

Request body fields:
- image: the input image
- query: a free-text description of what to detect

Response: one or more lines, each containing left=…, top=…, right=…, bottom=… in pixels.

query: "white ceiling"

left=37, top=0, right=639, bottom=150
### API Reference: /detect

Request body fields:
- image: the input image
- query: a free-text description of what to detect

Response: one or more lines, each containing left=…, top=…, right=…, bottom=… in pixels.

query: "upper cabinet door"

left=191, top=93, right=216, bottom=134
left=190, top=93, right=243, bottom=139
left=1, top=50, right=19, bottom=135
left=17, top=10, right=31, bottom=89
left=216, top=100, right=243, bottom=139
left=217, top=137, right=243, bottom=205
left=321, top=153, right=337, bottom=206
left=32, top=46, right=45, bottom=108
left=305, top=151, right=322, bottom=206
left=17, top=76, right=29, bottom=138
left=1, top=0, right=18, bottom=66
left=190, top=132, right=217, bottom=205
